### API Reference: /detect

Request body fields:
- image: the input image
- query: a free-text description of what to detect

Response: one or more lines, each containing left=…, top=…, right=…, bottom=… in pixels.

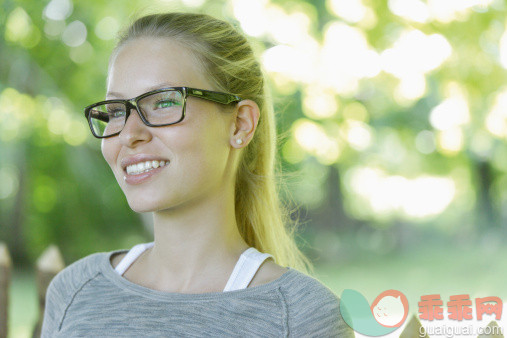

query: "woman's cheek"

left=101, top=139, right=118, bottom=173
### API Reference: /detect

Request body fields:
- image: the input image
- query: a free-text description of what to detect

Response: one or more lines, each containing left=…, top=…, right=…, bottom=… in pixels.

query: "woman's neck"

left=143, top=192, right=249, bottom=293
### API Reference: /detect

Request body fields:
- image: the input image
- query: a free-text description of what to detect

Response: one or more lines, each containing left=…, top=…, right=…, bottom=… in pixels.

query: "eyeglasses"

left=84, top=87, right=243, bottom=138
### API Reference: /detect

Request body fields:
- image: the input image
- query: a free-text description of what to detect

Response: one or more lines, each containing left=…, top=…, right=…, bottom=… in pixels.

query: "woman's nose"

left=118, top=107, right=152, bottom=147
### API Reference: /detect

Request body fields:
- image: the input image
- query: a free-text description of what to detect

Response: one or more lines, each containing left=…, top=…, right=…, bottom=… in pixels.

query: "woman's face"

left=102, top=37, right=236, bottom=213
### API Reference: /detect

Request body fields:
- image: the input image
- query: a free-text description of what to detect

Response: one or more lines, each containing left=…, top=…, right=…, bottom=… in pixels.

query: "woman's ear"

left=230, top=99, right=260, bottom=148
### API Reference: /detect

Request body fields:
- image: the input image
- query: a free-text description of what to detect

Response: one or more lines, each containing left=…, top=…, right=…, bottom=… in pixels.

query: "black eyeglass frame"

left=84, top=87, right=243, bottom=139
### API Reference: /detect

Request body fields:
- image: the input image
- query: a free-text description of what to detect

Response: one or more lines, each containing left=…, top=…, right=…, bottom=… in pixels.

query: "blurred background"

left=1, top=0, right=506, bottom=336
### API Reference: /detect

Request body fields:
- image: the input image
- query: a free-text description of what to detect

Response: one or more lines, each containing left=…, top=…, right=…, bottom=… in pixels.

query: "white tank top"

left=114, top=242, right=275, bottom=292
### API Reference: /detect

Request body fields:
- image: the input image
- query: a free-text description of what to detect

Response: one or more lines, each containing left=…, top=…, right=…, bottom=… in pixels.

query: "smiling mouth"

left=125, top=160, right=169, bottom=175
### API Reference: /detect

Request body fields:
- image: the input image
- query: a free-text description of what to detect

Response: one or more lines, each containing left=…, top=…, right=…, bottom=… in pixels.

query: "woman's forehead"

left=107, top=37, right=211, bottom=95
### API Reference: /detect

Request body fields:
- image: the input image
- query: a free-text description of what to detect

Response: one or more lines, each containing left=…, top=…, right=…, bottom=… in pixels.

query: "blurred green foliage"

left=1, top=0, right=506, bottom=266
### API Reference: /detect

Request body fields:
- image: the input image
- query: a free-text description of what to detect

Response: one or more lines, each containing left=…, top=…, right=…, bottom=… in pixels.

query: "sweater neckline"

left=99, top=248, right=298, bottom=302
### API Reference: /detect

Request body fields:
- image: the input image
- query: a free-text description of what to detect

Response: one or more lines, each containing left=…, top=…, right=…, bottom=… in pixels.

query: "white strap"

left=223, top=247, right=274, bottom=292
left=114, top=241, right=154, bottom=276
left=114, top=243, right=274, bottom=293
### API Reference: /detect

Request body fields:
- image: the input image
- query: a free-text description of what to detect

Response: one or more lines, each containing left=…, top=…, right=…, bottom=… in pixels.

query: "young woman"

left=41, top=12, right=354, bottom=337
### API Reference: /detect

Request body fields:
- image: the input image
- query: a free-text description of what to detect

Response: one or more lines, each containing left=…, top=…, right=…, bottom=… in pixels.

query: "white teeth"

left=126, top=160, right=168, bottom=175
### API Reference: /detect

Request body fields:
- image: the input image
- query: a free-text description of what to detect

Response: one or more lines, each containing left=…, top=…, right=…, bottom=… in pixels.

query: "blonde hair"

left=112, top=12, right=314, bottom=275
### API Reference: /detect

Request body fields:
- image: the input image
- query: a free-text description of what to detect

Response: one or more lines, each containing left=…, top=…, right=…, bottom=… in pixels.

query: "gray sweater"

left=41, top=249, right=355, bottom=337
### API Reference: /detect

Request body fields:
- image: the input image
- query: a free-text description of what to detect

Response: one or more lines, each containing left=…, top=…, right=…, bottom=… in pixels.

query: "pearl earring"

left=236, top=139, right=243, bottom=145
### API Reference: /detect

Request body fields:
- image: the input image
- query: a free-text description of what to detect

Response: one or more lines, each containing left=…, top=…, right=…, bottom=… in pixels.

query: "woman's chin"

left=126, top=199, right=162, bottom=213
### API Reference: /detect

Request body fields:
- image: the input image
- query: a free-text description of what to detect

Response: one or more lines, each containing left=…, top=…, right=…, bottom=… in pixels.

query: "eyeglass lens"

left=88, top=90, right=184, bottom=137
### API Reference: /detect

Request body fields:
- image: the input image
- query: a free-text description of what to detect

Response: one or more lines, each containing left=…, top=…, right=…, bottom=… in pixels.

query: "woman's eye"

left=155, top=100, right=177, bottom=108
left=108, top=109, right=126, bottom=118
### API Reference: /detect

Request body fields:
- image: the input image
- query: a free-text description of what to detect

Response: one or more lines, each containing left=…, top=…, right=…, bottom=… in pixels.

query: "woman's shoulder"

left=280, top=268, right=341, bottom=303
left=280, top=270, right=341, bottom=315
left=109, top=251, right=126, bottom=269
left=48, top=249, right=119, bottom=296
left=279, top=269, right=355, bottom=336
left=248, top=258, right=289, bottom=288
left=42, top=249, right=124, bottom=335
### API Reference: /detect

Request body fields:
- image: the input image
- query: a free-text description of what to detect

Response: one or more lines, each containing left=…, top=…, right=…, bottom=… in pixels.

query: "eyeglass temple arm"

left=86, top=109, right=110, bottom=123
left=187, top=88, right=241, bottom=105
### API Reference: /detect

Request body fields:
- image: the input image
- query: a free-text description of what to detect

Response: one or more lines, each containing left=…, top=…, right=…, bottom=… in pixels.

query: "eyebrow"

left=106, top=82, right=179, bottom=99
